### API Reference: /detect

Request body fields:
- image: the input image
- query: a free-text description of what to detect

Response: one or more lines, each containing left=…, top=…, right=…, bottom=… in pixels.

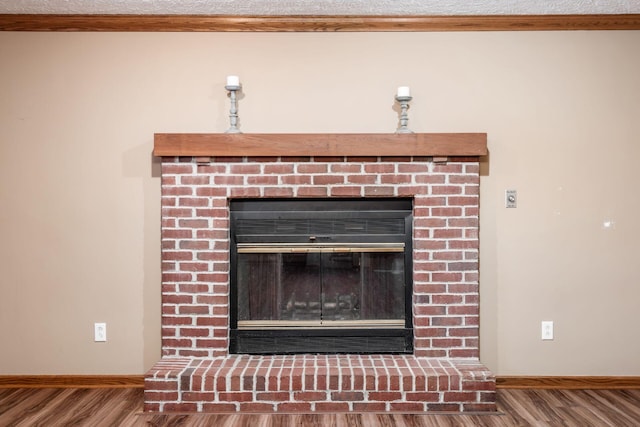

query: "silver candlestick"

left=395, top=94, right=413, bottom=134
left=225, top=83, right=242, bottom=133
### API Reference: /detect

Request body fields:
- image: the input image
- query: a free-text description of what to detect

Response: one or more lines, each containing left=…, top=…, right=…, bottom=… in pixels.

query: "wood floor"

left=1, top=387, right=639, bottom=426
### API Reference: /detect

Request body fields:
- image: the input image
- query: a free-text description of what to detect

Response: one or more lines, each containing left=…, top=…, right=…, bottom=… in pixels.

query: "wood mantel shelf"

left=153, top=133, right=487, bottom=157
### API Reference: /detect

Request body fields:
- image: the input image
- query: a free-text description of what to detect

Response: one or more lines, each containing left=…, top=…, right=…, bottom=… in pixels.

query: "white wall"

left=1, top=30, right=638, bottom=375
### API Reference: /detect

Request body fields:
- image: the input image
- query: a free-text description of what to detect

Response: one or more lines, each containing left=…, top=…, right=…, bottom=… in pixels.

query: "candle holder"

left=225, top=83, right=242, bottom=133
left=395, top=94, right=413, bottom=134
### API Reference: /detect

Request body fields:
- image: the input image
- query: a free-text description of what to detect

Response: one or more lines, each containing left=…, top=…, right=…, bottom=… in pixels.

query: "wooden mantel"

left=153, top=133, right=487, bottom=157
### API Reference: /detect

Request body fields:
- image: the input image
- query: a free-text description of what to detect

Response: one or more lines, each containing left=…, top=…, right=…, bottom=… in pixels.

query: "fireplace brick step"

left=145, top=355, right=496, bottom=413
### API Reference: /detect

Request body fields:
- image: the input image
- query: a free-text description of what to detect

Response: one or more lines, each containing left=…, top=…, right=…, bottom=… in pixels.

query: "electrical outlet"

left=94, top=323, right=107, bottom=342
left=541, top=321, right=554, bottom=340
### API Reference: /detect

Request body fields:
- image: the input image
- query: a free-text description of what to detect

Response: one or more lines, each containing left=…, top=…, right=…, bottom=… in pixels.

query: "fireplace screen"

left=237, top=245, right=405, bottom=326
left=230, top=199, right=413, bottom=354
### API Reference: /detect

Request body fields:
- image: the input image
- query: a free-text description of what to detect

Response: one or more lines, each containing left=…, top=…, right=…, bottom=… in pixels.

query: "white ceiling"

left=1, top=0, right=639, bottom=16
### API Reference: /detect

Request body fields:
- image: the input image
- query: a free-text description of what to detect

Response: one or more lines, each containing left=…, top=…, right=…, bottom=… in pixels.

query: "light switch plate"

left=505, top=190, right=517, bottom=208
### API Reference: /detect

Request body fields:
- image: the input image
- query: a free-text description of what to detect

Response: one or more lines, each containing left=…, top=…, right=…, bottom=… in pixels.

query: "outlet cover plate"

left=541, top=321, right=554, bottom=340
left=94, top=322, right=107, bottom=342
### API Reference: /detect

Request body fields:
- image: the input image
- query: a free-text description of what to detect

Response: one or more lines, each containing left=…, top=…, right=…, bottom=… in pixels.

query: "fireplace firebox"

left=230, top=198, right=413, bottom=354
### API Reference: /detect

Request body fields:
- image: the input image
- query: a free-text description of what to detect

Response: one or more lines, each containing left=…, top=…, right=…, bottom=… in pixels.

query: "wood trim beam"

left=1, top=14, right=639, bottom=32
left=0, top=375, right=145, bottom=388
left=153, top=133, right=488, bottom=157
left=497, top=376, right=640, bottom=390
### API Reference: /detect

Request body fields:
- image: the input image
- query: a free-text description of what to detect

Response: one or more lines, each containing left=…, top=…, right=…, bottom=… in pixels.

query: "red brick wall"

left=160, top=156, right=480, bottom=359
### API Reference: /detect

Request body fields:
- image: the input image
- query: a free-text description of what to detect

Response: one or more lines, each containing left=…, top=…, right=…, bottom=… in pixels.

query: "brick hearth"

left=145, top=355, right=494, bottom=412
left=146, top=133, right=495, bottom=413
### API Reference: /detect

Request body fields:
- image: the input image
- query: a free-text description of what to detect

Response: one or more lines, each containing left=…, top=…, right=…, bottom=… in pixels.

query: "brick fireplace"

left=145, top=133, right=496, bottom=413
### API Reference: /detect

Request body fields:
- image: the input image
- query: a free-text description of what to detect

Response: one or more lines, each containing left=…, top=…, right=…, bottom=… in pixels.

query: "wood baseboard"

left=2, top=374, right=640, bottom=390
left=497, top=376, right=640, bottom=389
left=0, top=375, right=144, bottom=389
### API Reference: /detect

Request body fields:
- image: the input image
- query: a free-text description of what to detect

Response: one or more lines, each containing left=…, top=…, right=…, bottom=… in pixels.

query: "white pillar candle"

left=227, top=75, right=240, bottom=86
left=397, top=86, right=410, bottom=97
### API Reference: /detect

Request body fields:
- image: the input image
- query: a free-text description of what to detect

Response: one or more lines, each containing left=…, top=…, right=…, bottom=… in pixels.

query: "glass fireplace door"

left=236, top=244, right=405, bottom=329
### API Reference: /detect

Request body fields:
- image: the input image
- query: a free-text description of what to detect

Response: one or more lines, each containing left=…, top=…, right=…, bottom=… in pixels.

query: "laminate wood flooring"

left=1, top=387, right=639, bottom=426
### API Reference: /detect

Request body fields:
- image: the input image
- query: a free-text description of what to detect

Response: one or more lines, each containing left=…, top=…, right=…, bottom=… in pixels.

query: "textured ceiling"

left=1, top=0, right=639, bottom=15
